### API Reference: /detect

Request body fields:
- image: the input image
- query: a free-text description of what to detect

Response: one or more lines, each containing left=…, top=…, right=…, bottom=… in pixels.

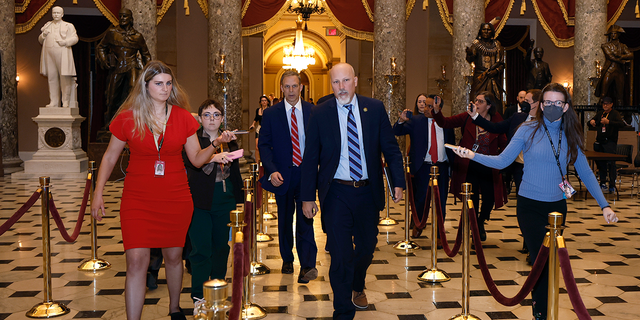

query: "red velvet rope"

left=48, top=178, right=92, bottom=242
left=406, top=172, right=429, bottom=230
left=243, top=200, right=253, bottom=277
left=0, top=189, right=42, bottom=236
left=434, top=187, right=463, bottom=257
left=558, top=247, right=593, bottom=320
left=256, top=166, right=264, bottom=208
left=468, top=206, right=550, bottom=306
left=229, top=242, right=245, bottom=320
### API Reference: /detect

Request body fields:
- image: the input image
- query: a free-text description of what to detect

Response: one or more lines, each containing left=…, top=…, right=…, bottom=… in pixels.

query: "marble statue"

left=525, top=40, right=552, bottom=90
left=96, top=8, right=151, bottom=124
left=38, top=6, right=78, bottom=108
left=465, top=22, right=504, bottom=104
left=595, top=25, right=633, bottom=106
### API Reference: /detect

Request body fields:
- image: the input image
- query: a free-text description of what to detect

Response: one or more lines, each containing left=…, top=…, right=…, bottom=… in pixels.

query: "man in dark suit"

left=503, top=90, right=527, bottom=120
left=393, top=94, right=455, bottom=238
left=301, top=63, right=405, bottom=319
left=259, top=70, right=318, bottom=283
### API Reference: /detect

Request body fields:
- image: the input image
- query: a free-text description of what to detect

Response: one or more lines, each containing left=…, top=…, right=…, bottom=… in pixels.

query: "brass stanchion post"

left=78, top=161, right=111, bottom=272
left=263, top=191, right=277, bottom=220
left=394, top=156, right=420, bottom=251
left=194, top=279, right=233, bottom=320
left=546, top=212, right=564, bottom=320
left=27, top=177, right=71, bottom=318
left=249, top=166, right=270, bottom=275
left=379, top=163, right=398, bottom=226
left=450, top=183, right=480, bottom=320
left=255, top=162, right=273, bottom=242
left=229, top=209, right=246, bottom=246
left=418, top=166, right=450, bottom=282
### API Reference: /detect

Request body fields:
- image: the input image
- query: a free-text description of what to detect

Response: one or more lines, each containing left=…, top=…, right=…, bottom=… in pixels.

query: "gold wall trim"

left=157, top=0, right=175, bottom=24
left=197, top=0, right=208, bottom=18
left=15, top=0, right=33, bottom=13
left=242, top=0, right=251, bottom=18
left=556, top=0, right=574, bottom=26
left=241, top=0, right=292, bottom=36
left=16, top=0, right=58, bottom=34
left=362, top=0, right=374, bottom=22
left=607, top=0, right=630, bottom=28
left=406, top=0, right=416, bottom=20
left=493, top=0, right=515, bottom=37
left=324, top=1, right=373, bottom=41
left=93, top=0, right=118, bottom=26
left=530, top=0, right=574, bottom=48
left=435, top=0, right=453, bottom=36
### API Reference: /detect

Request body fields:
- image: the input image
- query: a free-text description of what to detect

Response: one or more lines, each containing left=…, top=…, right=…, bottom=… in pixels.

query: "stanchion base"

left=378, top=217, right=398, bottom=226
left=242, top=303, right=267, bottom=319
left=77, top=258, right=111, bottom=272
left=393, top=240, right=421, bottom=251
left=263, top=212, right=277, bottom=220
left=417, top=268, right=451, bottom=282
left=26, top=301, right=70, bottom=318
left=449, top=313, right=481, bottom=320
left=256, top=233, right=273, bottom=242
left=250, top=261, right=271, bottom=275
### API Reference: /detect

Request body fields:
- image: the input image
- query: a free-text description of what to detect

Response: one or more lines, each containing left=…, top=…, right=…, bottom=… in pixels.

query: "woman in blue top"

left=452, top=83, right=618, bottom=320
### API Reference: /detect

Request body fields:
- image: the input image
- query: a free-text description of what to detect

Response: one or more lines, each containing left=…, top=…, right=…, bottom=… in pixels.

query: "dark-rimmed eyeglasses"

left=542, top=100, right=566, bottom=107
left=202, top=113, right=222, bottom=120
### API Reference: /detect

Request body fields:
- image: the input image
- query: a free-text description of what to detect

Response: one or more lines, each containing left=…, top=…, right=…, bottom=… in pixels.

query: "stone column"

left=573, top=0, right=606, bottom=106
left=123, top=0, right=157, bottom=59
left=452, top=0, right=483, bottom=116
left=208, top=0, right=242, bottom=132
left=373, top=0, right=406, bottom=126
left=0, top=0, right=21, bottom=170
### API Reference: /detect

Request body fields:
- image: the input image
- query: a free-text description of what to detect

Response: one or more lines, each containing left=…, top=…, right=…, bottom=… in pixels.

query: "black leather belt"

left=334, top=179, right=370, bottom=188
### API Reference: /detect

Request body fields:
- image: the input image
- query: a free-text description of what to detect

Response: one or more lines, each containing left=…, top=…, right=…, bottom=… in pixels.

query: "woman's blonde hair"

left=112, top=60, right=190, bottom=139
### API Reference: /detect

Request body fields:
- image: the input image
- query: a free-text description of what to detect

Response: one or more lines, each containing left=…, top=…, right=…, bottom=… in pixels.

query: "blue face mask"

left=543, top=105, right=564, bottom=122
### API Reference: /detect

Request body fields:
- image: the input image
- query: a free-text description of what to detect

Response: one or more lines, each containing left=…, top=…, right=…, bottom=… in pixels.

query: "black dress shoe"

left=298, top=267, right=318, bottom=283
left=169, top=308, right=187, bottom=320
left=282, top=261, right=294, bottom=274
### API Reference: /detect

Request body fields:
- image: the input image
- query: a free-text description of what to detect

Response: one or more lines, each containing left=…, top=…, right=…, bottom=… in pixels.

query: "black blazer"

left=393, top=114, right=455, bottom=174
left=258, top=100, right=312, bottom=195
left=183, top=127, right=243, bottom=210
left=300, top=95, right=405, bottom=211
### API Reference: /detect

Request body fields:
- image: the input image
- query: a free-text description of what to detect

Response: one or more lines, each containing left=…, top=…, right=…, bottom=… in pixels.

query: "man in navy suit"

left=394, top=94, right=455, bottom=238
left=301, top=63, right=405, bottom=319
left=259, top=70, right=318, bottom=283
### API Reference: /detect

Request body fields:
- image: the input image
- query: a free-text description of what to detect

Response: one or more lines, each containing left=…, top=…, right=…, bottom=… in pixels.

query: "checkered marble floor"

left=0, top=176, right=638, bottom=320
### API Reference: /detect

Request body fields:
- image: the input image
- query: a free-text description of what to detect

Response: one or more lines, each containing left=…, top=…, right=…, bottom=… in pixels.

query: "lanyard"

left=149, top=103, right=168, bottom=160
left=541, top=118, right=565, bottom=181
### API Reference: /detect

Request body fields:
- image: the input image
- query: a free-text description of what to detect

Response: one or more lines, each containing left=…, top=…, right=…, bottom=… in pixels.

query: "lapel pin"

left=363, top=108, right=368, bottom=112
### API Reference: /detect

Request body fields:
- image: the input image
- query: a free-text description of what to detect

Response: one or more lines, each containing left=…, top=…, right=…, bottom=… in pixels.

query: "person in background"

left=259, top=70, right=318, bottom=283
left=184, top=99, right=242, bottom=305
left=394, top=93, right=454, bottom=238
left=432, top=91, right=508, bottom=241
left=503, top=90, right=527, bottom=121
left=91, top=61, right=217, bottom=320
left=249, top=95, right=270, bottom=162
left=588, top=96, right=626, bottom=193
left=452, top=83, right=618, bottom=320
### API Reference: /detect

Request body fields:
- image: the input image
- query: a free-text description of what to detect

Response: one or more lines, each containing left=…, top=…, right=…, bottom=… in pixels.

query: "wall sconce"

left=563, top=81, right=572, bottom=92
left=16, top=73, right=20, bottom=83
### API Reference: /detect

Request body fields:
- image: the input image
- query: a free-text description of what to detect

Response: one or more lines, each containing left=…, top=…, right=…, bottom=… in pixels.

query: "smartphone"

left=444, top=143, right=457, bottom=150
left=232, top=130, right=249, bottom=134
left=227, top=149, right=244, bottom=160
left=468, top=103, right=475, bottom=112
left=405, top=110, right=413, bottom=118
left=435, top=95, right=441, bottom=106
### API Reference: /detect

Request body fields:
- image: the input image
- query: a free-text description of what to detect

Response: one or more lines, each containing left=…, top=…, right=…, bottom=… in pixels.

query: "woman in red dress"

left=91, top=61, right=222, bottom=320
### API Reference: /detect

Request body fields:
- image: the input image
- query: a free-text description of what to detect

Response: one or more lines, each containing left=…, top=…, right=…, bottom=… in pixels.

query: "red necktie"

left=291, top=107, right=302, bottom=166
left=429, top=119, right=438, bottom=162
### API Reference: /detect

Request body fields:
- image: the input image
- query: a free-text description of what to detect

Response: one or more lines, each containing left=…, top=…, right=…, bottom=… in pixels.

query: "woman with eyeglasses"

left=432, top=91, right=508, bottom=241
left=91, top=61, right=218, bottom=320
left=452, top=83, right=618, bottom=320
left=183, top=99, right=242, bottom=305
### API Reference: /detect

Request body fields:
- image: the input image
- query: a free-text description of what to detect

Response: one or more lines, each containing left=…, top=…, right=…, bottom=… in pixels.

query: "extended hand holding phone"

left=444, top=143, right=458, bottom=150
left=232, top=130, right=249, bottom=134
left=468, top=102, right=475, bottom=112
left=405, top=110, right=413, bottom=118
left=227, top=149, right=244, bottom=160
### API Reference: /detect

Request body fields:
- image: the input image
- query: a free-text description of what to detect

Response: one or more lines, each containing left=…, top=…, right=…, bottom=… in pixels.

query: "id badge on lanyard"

left=152, top=106, right=168, bottom=178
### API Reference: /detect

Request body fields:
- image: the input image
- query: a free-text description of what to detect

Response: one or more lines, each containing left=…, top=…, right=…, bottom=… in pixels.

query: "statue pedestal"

left=12, top=107, right=88, bottom=180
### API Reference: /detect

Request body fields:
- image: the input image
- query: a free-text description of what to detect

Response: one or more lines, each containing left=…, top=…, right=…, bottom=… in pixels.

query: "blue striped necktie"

left=344, top=104, right=363, bottom=181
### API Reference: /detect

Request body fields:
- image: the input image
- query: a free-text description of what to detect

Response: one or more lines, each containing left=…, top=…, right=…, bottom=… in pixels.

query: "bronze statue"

left=96, top=8, right=151, bottom=125
left=466, top=22, right=504, bottom=105
left=525, top=40, right=552, bottom=90
left=595, top=25, right=633, bottom=106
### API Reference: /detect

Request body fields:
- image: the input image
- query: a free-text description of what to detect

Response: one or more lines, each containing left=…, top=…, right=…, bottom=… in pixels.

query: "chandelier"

left=282, top=15, right=316, bottom=72
left=287, top=0, right=325, bottom=21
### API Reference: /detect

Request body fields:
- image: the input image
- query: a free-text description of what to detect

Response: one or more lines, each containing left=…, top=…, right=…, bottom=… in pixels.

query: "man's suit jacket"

left=393, top=114, right=455, bottom=174
left=258, top=100, right=312, bottom=195
left=301, top=95, right=405, bottom=212
left=472, top=112, right=529, bottom=142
